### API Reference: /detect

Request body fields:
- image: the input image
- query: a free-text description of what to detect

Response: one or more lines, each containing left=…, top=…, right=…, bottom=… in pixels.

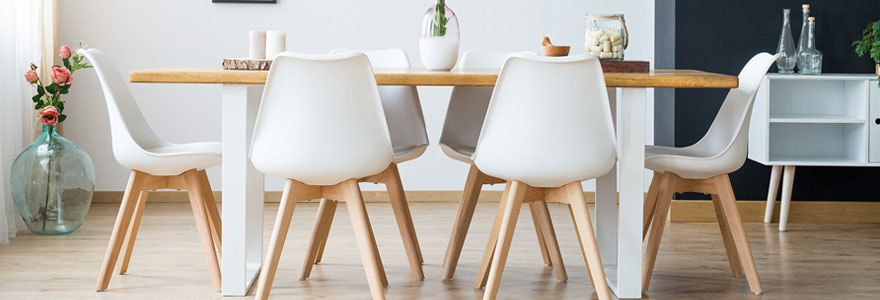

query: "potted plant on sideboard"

left=853, top=20, right=880, bottom=80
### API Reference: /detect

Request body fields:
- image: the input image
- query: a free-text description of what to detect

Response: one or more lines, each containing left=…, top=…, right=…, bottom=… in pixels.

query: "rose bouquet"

left=25, top=43, right=91, bottom=125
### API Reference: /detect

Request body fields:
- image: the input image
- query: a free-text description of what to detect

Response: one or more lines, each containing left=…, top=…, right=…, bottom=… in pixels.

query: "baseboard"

left=92, top=191, right=880, bottom=224
left=670, top=200, right=880, bottom=224
left=92, top=190, right=597, bottom=204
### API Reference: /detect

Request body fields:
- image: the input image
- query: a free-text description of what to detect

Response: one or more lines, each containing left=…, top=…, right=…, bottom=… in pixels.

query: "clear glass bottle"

left=10, top=125, right=95, bottom=235
left=776, top=9, right=797, bottom=73
left=584, top=14, right=628, bottom=60
left=796, top=4, right=810, bottom=55
left=797, top=17, right=823, bottom=75
left=419, top=0, right=460, bottom=71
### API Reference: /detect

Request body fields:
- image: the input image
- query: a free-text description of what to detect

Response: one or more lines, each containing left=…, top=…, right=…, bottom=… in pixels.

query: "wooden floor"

left=1, top=202, right=879, bottom=299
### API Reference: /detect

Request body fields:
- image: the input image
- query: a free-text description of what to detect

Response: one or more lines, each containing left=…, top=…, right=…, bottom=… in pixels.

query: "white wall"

left=58, top=0, right=654, bottom=192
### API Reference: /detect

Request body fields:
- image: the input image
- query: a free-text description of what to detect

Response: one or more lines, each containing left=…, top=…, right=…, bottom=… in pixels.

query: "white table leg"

left=779, top=165, right=795, bottom=232
left=221, top=85, right=265, bottom=296
left=595, top=88, right=646, bottom=299
left=764, top=165, right=782, bottom=223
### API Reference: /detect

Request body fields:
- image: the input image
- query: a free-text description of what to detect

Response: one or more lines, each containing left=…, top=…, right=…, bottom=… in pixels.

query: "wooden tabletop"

left=129, top=66, right=738, bottom=89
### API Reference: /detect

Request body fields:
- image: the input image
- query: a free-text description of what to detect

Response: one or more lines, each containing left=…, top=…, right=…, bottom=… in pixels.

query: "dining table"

left=129, top=66, right=738, bottom=299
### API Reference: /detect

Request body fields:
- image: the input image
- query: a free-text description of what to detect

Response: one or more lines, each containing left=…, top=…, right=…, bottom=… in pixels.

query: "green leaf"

left=60, top=86, right=70, bottom=94
left=32, top=94, right=42, bottom=102
left=46, top=84, right=58, bottom=94
left=34, top=101, right=44, bottom=110
left=56, top=101, right=65, bottom=112
left=58, top=114, right=67, bottom=123
left=62, top=59, right=71, bottom=71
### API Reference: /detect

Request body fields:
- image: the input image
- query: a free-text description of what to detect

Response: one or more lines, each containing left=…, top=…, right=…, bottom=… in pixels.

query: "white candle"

left=249, top=30, right=266, bottom=59
left=265, top=31, right=286, bottom=59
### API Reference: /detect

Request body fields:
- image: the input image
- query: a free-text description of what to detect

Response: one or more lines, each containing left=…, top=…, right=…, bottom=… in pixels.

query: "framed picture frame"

left=212, top=0, right=276, bottom=3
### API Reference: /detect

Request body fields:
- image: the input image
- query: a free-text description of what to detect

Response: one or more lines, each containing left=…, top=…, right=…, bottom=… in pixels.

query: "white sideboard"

left=748, top=73, right=879, bottom=231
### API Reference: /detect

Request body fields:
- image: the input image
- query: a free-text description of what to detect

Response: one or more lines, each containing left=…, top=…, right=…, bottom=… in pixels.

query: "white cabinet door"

left=870, top=81, right=880, bottom=162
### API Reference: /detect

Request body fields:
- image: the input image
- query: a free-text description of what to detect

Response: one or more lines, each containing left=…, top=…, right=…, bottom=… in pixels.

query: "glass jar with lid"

left=584, top=13, right=628, bottom=60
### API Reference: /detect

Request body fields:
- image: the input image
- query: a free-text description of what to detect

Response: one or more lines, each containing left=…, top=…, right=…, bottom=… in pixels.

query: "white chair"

left=641, top=52, right=779, bottom=295
left=471, top=54, right=615, bottom=300
left=252, top=52, right=404, bottom=300
left=80, top=48, right=223, bottom=291
left=440, top=51, right=563, bottom=282
left=296, top=48, right=427, bottom=281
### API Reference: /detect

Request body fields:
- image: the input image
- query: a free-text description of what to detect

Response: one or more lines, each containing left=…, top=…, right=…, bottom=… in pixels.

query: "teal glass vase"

left=10, top=125, right=95, bottom=235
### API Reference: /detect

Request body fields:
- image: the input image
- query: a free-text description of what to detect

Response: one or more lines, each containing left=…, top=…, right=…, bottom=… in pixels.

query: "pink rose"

left=24, top=70, right=39, bottom=84
left=51, top=67, right=72, bottom=86
left=39, top=106, right=60, bottom=126
left=59, top=45, right=72, bottom=59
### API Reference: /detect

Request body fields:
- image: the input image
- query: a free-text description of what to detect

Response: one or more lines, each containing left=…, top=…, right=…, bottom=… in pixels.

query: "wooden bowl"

left=542, top=45, right=571, bottom=57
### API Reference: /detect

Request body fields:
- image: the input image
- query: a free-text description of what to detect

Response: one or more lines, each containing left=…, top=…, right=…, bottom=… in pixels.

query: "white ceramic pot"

left=419, top=37, right=459, bottom=71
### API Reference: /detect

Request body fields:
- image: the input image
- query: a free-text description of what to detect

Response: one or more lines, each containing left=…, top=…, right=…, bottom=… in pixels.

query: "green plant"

left=853, top=20, right=880, bottom=86
left=431, top=0, right=448, bottom=37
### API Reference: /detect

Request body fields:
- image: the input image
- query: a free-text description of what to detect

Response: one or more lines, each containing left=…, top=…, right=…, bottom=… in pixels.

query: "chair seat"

left=645, top=145, right=731, bottom=180
left=128, top=142, right=222, bottom=176
left=439, top=142, right=475, bottom=164
left=393, top=144, right=428, bottom=164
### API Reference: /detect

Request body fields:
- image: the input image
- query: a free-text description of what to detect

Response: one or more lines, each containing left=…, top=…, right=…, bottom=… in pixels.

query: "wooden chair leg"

left=96, top=170, right=148, bottom=292
left=711, top=194, right=743, bottom=277
left=483, top=180, right=527, bottom=300
left=443, top=164, right=483, bottom=280
left=714, top=175, right=763, bottom=294
left=300, top=198, right=337, bottom=280
left=314, top=198, right=337, bottom=264
left=255, top=179, right=299, bottom=300
left=474, top=183, right=510, bottom=289
left=568, top=206, right=596, bottom=289
left=384, top=164, right=425, bottom=280
left=342, top=179, right=387, bottom=300
left=643, top=172, right=662, bottom=238
left=566, top=182, right=611, bottom=300
left=763, top=165, right=782, bottom=223
left=182, top=170, right=221, bottom=291
left=198, top=170, right=222, bottom=255
left=117, top=190, right=149, bottom=275
left=530, top=203, right=552, bottom=266
left=530, top=200, right=567, bottom=281
left=642, top=172, right=675, bottom=292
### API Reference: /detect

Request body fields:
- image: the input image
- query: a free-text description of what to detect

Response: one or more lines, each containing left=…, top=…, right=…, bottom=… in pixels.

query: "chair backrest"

left=78, top=48, right=168, bottom=165
left=688, top=53, right=779, bottom=165
left=472, top=54, right=617, bottom=187
left=250, top=52, right=393, bottom=185
left=438, top=50, right=531, bottom=151
left=330, top=48, right=428, bottom=153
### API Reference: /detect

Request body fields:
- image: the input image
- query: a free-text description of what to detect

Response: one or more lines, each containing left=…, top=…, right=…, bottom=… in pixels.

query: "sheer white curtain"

left=0, top=0, right=55, bottom=245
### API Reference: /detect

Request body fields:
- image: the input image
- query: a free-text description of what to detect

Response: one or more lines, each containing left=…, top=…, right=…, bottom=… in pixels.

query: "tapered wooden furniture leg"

left=530, top=203, right=552, bottom=266
left=763, top=165, right=782, bottom=223
left=568, top=206, right=596, bottom=289
left=483, top=180, right=527, bottom=300
left=779, top=165, right=796, bottom=231
left=96, top=170, right=148, bottom=292
left=443, top=164, right=483, bottom=279
left=566, top=182, right=611, bottom=300
left=314, top=199, right=337, bottom=264
left=301, top=198, right=336, bottom=280
left=118, top=190, right=149, bottom=274
left=342, top=179, right=387, bottom=300
left=385, top=164, right=425, bottom=280
left=714, top=175, right=763, bottom=294
left=199, top=170, right=222, bottom=255
left=474, top=183, right=510, bottom=289
left=367, top=213, right=389, bottom=287
left=642, top=173, right=675, bottom=292
left=255, top=180, right=299, bottom=300
left=531, top=200, right=567, bottom=281
left=643, top=172, right=662, bottom=238
left=183, top=170, right=222, bottom=291
left=711, top=194, right=743, bottom=277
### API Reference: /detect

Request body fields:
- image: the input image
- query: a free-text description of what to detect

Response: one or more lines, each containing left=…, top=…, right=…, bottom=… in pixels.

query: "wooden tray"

left=600, top=60, right=650, bottom=73
left=222, top=58, right=272, bottom=70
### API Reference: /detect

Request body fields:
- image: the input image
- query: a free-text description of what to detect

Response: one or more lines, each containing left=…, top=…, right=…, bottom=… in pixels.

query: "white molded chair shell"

left=250, top=52, right=394, bottom=186
left=80, top=48, right=221, bottom=176
left=473, top=54, right=617, bottom=187
left=438, top=50, right=532, bottom=163
left=645, top=53, right=779, bottom=179
left=330, top=48, right=428, bottom=163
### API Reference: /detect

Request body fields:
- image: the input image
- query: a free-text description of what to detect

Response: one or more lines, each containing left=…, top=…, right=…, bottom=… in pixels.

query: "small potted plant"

left=853, top=20, right=880, bottom=81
